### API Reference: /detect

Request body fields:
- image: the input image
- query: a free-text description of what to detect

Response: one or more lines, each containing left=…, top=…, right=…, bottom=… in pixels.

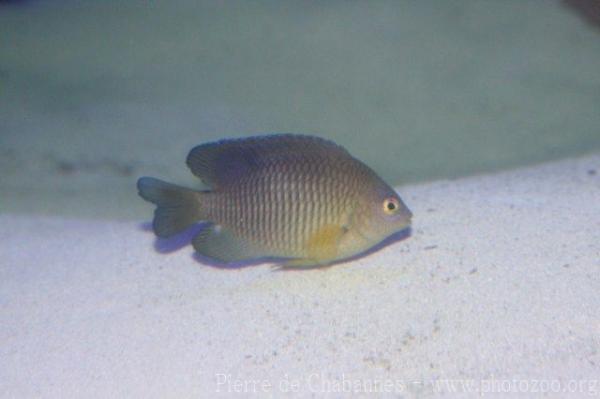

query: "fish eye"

left=383, top=197, right=400, bottom=215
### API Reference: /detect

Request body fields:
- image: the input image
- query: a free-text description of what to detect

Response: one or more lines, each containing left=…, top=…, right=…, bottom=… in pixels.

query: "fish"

left=137, top=134, right=412, bottom=267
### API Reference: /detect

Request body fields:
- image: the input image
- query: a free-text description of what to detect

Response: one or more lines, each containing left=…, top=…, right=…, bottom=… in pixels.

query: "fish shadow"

left=139, top=222, right=412, bottom=271
left=139, top=221, right=206, bottom=254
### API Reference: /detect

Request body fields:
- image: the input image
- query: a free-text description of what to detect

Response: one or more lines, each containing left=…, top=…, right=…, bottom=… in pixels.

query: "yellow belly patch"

left=278, top=224, right=347, bottom=268
left=306, top=224, right=345, bottom=261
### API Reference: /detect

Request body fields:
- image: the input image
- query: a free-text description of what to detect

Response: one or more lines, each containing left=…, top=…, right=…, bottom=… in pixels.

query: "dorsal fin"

left=185, top=134, right=351, bottom=188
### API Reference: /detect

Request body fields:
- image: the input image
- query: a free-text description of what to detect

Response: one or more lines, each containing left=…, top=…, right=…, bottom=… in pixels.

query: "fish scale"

left=218, top=159, right=315, bottom=254
left=137, top=134, right=412, bottom=267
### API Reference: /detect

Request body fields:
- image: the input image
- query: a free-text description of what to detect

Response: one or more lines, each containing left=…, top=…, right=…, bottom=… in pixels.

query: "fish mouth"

left=393, top=217, right=412, bottom=235
left=394, top=206, right=412, bottom=223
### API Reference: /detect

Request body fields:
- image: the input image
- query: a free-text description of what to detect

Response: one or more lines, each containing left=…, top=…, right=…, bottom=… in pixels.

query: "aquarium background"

left=1, top=0, right=599, bottom=219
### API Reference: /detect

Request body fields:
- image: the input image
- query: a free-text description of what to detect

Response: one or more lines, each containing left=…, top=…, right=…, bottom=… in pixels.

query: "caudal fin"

left=137, top=177, right=205, bottom=238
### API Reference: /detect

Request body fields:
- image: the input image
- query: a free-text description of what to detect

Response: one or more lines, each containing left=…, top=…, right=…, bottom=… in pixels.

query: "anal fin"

left=278, top=258, right=326, bottom=269
left=192, top=225, right=263, bottom=263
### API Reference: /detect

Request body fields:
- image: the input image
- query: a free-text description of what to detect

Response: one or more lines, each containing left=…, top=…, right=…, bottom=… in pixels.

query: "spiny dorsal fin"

left=185, top=134, right=351, bottom=188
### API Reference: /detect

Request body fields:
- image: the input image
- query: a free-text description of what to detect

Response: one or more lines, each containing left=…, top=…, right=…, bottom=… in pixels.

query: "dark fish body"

left=137, top=134, right=412, bottom=267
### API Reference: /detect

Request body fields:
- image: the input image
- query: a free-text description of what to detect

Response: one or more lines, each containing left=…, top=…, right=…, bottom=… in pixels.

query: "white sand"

left=1, top=155, right=599, bottom=398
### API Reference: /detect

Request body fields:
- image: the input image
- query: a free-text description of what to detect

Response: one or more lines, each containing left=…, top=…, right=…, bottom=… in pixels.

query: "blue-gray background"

left=1, top=0, right=599, bottom=219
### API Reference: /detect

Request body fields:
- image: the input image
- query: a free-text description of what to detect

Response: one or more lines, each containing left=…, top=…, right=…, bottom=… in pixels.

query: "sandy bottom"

left=1, top=155, right=599, bottom=398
